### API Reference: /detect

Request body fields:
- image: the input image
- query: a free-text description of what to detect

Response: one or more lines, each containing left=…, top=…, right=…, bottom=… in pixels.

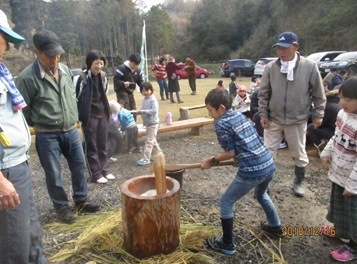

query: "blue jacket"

left=329, top=74, right=343, bottom=91
left=118, top=108, right=136, bottom=132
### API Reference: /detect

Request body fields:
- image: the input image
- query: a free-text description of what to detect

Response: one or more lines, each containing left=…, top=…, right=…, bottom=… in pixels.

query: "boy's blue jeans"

left=220, top=170, right=281, bottom=227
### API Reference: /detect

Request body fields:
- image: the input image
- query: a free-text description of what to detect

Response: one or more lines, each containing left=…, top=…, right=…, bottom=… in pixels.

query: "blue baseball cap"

left=0, top=9, right=25, bottom=45
left=272, top=32, right=299, bottom=48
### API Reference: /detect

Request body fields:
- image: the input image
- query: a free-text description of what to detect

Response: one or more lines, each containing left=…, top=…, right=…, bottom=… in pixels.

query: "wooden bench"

left=179, top=104, right=206, bottom=120
left=138, top=117, right=214, bottom=137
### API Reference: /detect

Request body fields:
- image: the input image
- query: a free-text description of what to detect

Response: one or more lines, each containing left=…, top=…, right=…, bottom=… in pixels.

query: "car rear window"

left=333, top=52, right=357, bottom=61
left=244, top=61, right=253, bottom=66
left=229, top=60, right=244, bottom=66
left=306, top=52, right=326, bottom=62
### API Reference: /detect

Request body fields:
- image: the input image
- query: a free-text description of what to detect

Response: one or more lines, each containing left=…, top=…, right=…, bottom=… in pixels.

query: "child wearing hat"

left=233, top=85, right=251, bottom=118
left=109, top=100, right=141, bottom=154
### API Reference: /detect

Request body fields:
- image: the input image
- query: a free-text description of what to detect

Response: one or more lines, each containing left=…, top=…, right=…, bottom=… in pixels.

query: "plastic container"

left=165, top=112, right=173, bottom=125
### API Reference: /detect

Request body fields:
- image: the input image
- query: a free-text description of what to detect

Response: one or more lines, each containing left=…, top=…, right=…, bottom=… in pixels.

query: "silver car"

left=254, top=57, right=277, bottom=77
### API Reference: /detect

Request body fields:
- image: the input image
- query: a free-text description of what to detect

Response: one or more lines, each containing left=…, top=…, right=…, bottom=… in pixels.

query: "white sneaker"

left=96, top=177, right=108, bottom=184
left=340, top=238, right=350, bottom=243
left=279, top=142, right=287, bottom=149
left=137, top=158, right=150, bottom=166
left=108, top=157, right=117, bottom=163
left=105, top=174, right=115, bottom=180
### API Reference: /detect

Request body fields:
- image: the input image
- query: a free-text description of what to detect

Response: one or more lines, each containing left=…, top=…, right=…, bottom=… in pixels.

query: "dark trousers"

left=107, top=123, right=124, bottom=157
left=252, top=112, right=264, bottom=137
left=116, top=91, right=137, bottom=121
left=83, top=116, right=110, bottom=181
left=116, top=91, right=136, bottom=110
left=126, top=126, right=140, bottom=151
left=307, top=123, right=334, bottom=146
left=188, top=74, right=196, bottom=92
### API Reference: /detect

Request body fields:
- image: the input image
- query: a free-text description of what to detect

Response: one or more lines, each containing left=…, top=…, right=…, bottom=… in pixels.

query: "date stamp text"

left=282, top=226, right=335, bottom=237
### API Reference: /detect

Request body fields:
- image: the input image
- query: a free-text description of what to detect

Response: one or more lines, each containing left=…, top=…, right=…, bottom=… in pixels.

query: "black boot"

left=294, top=166, right=305, bottom=197
left=221, top=218, right=234, bottom=245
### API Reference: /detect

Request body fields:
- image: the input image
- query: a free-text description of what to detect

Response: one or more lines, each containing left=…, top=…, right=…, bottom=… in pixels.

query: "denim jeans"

left=169, top=92, right=182, bottom=102
left=220, top=170, right=281, bottom=227
left=0, top=162, right=47, bottom=264
left=157, top=78, right=168, bottom=98
left=35, top=128, right=88, bottom=209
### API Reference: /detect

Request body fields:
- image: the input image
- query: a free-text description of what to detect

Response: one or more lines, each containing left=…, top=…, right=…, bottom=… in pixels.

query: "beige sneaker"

left=307, top=149, right=320, bottom=157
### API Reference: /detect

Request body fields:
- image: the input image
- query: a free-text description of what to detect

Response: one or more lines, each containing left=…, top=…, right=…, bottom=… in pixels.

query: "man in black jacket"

left=307, top=94, right=341, bottom=157
left=250, top=88, right=264, bottom=138
left=113, top=53, right=144, bottom=112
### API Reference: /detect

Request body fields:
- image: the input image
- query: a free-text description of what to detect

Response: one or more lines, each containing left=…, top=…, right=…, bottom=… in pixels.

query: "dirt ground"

left=30, top=125, right=343, bottom=264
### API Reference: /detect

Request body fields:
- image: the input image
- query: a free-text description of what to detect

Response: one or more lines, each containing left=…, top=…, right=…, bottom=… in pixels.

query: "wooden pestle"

left=153, top=153, right=167, bottom=195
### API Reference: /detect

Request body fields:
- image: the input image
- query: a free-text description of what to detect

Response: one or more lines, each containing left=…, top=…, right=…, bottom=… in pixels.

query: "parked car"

left=221, top=59, right=255, bottom=77
left=254, top=57, right=277, bottom=76
left=176, top=65, right=209, bottom=79
left=305, top=51, right=345, bottom=77
left=319, top=51, right=357, bottom=76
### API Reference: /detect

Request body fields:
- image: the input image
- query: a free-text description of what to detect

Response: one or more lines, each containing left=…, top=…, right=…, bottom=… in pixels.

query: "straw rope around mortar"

left=46, top=207, right=286, bottom=264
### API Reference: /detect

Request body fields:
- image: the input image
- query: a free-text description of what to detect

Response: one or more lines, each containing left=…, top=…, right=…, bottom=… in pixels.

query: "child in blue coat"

left=109, top=100, right=141, bottom=154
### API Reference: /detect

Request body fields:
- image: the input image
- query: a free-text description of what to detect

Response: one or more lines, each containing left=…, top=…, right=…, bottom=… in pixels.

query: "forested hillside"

left=1, top=0, right=356, bottom=69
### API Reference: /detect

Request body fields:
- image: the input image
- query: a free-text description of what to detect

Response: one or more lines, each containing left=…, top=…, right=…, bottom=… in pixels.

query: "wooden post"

left=121, top=176, right=181, bottom=258
left=179, top=107, right=191, bottom=120
left=153, top=153, right=167, bottom=195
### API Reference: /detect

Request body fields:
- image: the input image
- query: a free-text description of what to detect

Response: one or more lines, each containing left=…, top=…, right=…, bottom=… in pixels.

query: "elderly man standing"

left=0, top=9, right=47, bottom=263
left=258, top=31, right=326, bottom=197
left=16, top=30, right=100, bottom=224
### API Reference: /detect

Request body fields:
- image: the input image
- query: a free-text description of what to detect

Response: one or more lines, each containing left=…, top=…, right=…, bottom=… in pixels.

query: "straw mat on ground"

left=47, top=209, right=285, bottom=263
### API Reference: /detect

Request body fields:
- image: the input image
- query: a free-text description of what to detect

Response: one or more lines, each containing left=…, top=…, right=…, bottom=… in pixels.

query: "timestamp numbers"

left=282, top=226, right=335, bottom=237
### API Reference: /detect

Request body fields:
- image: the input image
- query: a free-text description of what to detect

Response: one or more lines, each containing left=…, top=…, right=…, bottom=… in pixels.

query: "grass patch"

left=107, top=77, right=252, bottom=122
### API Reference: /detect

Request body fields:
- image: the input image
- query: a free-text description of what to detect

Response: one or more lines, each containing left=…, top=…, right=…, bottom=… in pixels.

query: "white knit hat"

left=109, top=100, right=121, bottom=114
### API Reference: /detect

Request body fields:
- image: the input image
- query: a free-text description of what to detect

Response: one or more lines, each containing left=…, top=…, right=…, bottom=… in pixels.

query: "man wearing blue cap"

left=258, top=31, right=326, bottom=197
left=0, top=9, right=47, bottom=263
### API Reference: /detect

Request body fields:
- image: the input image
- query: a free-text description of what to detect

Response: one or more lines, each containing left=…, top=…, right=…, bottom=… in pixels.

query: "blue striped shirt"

left=215, top=109, right=275, bottom=179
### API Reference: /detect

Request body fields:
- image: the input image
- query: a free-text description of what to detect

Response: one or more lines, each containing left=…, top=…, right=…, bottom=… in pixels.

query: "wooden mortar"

left=121, top=154, right=181, bottom=258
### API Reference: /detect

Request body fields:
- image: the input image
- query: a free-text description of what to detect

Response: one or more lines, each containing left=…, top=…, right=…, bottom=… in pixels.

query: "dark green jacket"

left=16, top=60, right=79, bottom=132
